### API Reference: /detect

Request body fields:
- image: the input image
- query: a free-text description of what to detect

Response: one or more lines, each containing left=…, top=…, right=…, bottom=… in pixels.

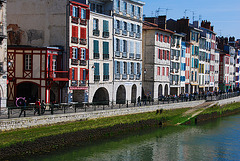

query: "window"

left=25, top=54, right=31, bottom=70
left=103, top=63, right=109, bottom=76
left=80, top=27, right=86, bottom=39
left=131, top=23, right=134, bottom=32
left=157, top=67, right=160, bottom=75
left=94, top=40, right=99, bottom=54
left=124, top=62, right=127, bottom=74
left=93, top=19, right=99, bottom=30
left=52, top=59, right=57, bottom=71
left=123, top=22, right=127, bottom=31
left=103, top=41, right=109, bottom=59
left=137, top=25, right=140, bottom=33
left=80, top=8, right=86, bottom=19
left=80, top=48, right=86, bottom=60
left=131, top=62, right=134, bottom=74
left=72, top=47, right=78, bottom=59
left=72, top=25, right=78, bottom=38
left=123, top=1, right=127, bottom=12
left=72, top=68, right=75, bottom=80
left=103, top=20, right=109, bottom=32
left=137, top=7, right=140, bottom=17
left=166, top=67, right=169, bottom=76
left=116, top=20, right=120, bottom=29
left=123, top=40, right=127, bottom=52
left=137, top=63, right=140, bottom=74
left=116, top=38, right=120, bottom=51
left=131, top=5, right=134, bottom=15
left=162, top=67, right=165, bottom=76
left=72, top=6, right=79, bottom=17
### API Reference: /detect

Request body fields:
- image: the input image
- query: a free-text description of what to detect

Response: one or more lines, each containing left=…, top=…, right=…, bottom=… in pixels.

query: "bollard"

left=8, top=108, right=10, bottom=119
left=127, top=100, right=128, bottom=108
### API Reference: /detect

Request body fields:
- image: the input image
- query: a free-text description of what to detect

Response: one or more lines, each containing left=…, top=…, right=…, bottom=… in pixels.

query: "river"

left=28, top=114, right=240, bottom=161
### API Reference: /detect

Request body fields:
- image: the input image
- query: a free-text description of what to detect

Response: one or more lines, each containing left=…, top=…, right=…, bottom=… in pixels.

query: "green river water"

left=27, top=113, right=240, bottom=161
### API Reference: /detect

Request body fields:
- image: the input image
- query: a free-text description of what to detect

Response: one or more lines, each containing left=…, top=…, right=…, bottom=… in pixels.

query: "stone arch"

left=93, top=87, right=109, bottom=105
left=164, top=84, right=168, bottom=97
left=158, top=84, right=163, bottom=96
left=16, top=81, right=40, bottom=103
left=116, top=85, right=126, bottom=104
left=131, top=84, right=137, bottom=103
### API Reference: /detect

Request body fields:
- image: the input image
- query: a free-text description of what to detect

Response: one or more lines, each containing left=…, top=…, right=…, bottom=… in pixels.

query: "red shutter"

left=160, top=50, right=163, bottom=60
left=72, top=26, right=78, bottom=37
left=156, top=33, right=159, bottom=41
left=69, top=68, right=72, bottom=80
left=86, top=69, right=89, bottom=80
left=70, top=47, right=73, bottom=59
left=80, top=27, right=86, bottom=39
left=86, top=49, right=89, bottom=60
left=78, top=48, right=81, bottom=60
left=169, top=37, right=171, bottom=44
left=80, top=68, right=83, bottom=80
left=165, top=50, right=167, bottom=60
left=169, top=51, right=170, bottom=60
left=160, top=34, right=163, bottom=42
left=70, top=5, right=73, bottom=16
left=78, top=7, right=81, bottom=18
left=74, top=68, right=78, bottom=80
left=86, top=9, right=90, bottom=20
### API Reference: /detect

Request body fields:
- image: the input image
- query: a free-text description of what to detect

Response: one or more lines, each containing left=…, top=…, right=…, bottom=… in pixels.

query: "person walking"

left=137, top=96, right=141, bottom=106
left=34, top=99, right=41, bottom=115
left=19, top=100, right=27, bottom=117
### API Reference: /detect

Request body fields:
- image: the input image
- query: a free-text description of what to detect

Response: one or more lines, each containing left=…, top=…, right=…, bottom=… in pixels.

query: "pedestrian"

left=137, top=96, right=141, bottom=106
left=34, top=99, right=41, bottom=115
left=19, top=100, right=27, bottom=117
left=41, top=100, right=45, bottom=115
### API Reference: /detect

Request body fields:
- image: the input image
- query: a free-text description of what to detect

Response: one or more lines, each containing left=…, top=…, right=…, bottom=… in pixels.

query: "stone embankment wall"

left=0, top=100, right=205, bottom=131
left=216, top=96, right=240, bottom=106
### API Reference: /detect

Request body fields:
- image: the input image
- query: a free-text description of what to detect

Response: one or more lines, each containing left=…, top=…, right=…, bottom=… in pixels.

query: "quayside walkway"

left=0, top=93, right=240, bottom=131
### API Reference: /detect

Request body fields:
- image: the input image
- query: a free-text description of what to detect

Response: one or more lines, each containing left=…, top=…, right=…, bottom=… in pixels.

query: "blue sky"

left=142, top=0, right=240, bottom=39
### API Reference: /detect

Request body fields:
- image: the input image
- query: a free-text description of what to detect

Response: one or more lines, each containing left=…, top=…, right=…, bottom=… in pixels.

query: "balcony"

left=80, top=39, right=87, bottom=45
left=136, top=33, right=141, bottom=38
left=71, top=37, right=78, bottom=44
left=0, top=62, right=3, bottom=75
left=103, top=75, right=109, bottom=81
left=71, top=59, right=78, bottom=65
left=79, top=80, right=87, bottom=86
left=103, top=31, right=109, bottom=38
left=80, top=19, right=87, bottom=25
left=122, top=74, right=127, bottom=80
left=129, top=74, right=134, bottom=80
left=122, top=30, right=127, bottom=36
left=93, top=30, right=100, bottom=36
left=115, top=29, right=120, bottom=34
left=103, top=54, right=109, bottom=60
left=129, top=32, right=134, bottom=37
left=48, top=71, right=69, bottom=81
left=129, top=53, right=134, bottom=59
left=115, top=51, right=120, bottom=57
left=94, top=53, right=99, bottom=59
left=136, top=74, right=141, bottom=80
left=71, top=17, right=79, bottom=24
left=80, top=60, right=87, bottom=66
left=71, top=80, right=78, bottom=86
left=94, top=75, right=100, bottom=82
left=136, top=54, right=141, bottom=59
left=122, top=52, right=127, bottom=58
left=115, top=73, right=120, bottom=80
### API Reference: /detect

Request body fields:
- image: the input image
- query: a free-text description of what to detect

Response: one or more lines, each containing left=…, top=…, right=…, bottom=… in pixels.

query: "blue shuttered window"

left=94, top=63, right=99, bottom=75
left=103, top=20, right=109, bottom=32
left=103, top=42, right=109, bottom=55
left=94, top=40, right=99, bottom=54
left=103, top=63, right=109, bottom=76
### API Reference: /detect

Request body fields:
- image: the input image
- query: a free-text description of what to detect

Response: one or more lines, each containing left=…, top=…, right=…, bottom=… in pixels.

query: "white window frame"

left=25, top=54, right=31, bottom=70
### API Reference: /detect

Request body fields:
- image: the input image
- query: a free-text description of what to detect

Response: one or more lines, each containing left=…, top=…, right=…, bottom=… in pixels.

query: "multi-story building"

left=0, top=0, right=7, bottom=111
left=181, top=41, right=191, bottom=93
left=113, top=0, right=144, bottom=104
left=214, top=50, right=219, bottom=91
left=219, top=51, right=230, bottom=92
left=199, top=36, right=206, bottom=92
left=7, top=0, right=90, bottom=104
left=235, top=49, right=240, bottom=89
left=143, top=16, right=174, bottom=99
left=170, top=33, right=183, bottom=96
left=88, top=0, right=113, bottom=104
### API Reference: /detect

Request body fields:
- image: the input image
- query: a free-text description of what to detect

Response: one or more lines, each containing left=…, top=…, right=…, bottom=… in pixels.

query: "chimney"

left=193, top=21, right=199, bottom=28
left=201, top=20, right=212, bottom=30
left=157, top=16, right=167, bottom=30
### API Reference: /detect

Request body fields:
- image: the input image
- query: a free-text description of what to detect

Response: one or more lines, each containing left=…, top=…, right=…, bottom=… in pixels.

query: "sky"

left=142, top=0, right=240, bottom=39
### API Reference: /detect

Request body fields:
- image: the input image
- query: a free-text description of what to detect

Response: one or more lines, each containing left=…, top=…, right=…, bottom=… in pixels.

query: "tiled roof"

left=143, top=21, right=175, bottom=34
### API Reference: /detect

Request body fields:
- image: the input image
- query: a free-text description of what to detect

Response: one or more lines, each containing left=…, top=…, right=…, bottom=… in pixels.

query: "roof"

left=143, top=21, right=175, bottom=34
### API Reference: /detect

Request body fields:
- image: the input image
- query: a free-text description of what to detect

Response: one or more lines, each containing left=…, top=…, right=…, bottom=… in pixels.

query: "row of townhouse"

left=2, top=0, right=240, bottom=108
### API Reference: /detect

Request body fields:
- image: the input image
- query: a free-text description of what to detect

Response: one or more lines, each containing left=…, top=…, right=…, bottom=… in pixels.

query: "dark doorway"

left=131, top=84, right=137, bottom=103
left=17, top=82, right=39, bottom=103
left=93, top=87, right=109, bottom=105
left=116, top=85, right=126, bottom=104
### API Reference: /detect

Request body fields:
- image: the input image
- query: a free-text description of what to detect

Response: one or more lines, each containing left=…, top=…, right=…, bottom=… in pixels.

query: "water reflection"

left=29, top=114, right=240, bottom=161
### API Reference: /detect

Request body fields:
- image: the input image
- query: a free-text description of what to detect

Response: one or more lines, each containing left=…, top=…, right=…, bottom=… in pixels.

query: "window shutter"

left=84, top=49, right=89, bottom=60
left=70, top=5, right=73, bottom=16
left=169, top=51, right=170, bottom=60
left=127, top=62, right=131, bottom=74
left=80, top=68, right=83, bottom=80
left=114, top=19, right=117, bottom=29
left=94, top=40, right=99, bottom=54
left=86, top=9, right=90, bottom=20
left=120, top=39, right=123, bottom=52
left=119, top=21, right=122, bottom=30
left=192, top=45, right=194, bottom=55
left=78, top=7, right=81, bottom=18
left=140, top=63, right=142, bottom=75
left=160, top=49, right=163, bottom=59
left=127, top=22, right=130, bottom=31
left=80, top=27, right=86, bottom=39
left=74, top=68, right=78, bottom=80
left=169, top=36, right=171, bottom=44
left=134, top=63, right=137, bottom=75
left=104, top=63, right=109, bottom=75
left=69, top=68, right=73, bottom=80
left=114, top=61, right=118, bottom=74
left=120, top=0, right=123, bottom=12
left=114, top=38, right=117, bottom=51
left=165, top=50, right=167, bottom=60
left=70, top=47, right=73, bottom=59
left=103, top=20, right=109, bottom=32
left=94, top=63, right=99, bottom=75
left=120, top=61, right=123, bottom=74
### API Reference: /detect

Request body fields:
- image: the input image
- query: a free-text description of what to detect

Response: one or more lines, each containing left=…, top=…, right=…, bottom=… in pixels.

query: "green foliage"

left=202, top=102, right=240, bottom=115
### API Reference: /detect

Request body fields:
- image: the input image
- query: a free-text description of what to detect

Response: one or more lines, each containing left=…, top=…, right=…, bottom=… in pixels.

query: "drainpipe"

left=112, top=11, right=115, bottom=106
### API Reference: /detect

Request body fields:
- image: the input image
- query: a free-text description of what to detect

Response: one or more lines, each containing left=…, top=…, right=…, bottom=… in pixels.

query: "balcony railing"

left=103, top=54, right=109, bottom=60
left=122, top=74, right=127, bottom=80
left=71, top=59, right=78, bottom=65
left=80, top=39, right=87, bottom=45
left=136, top=74, right=141, bottom=80
left=79, top=80, right=87, bottom=86
left=129, top=32, right=134, bottom=37
left=48, top=71, right=69, bottom=81
left=136, top=33, right=141, bottom=38
left=71, top=17, right=79, bottom=24
left=115, top=29, right=120, bottom=34
left=103, top=75, right=109, bottom=81
left=129, top=74, right=134, bottom=80
left=115, top=51, right=120, bottom=57
left=136, top=54, right=141, bottom=59
left=122, top=52, right=127, bottom=58
left=122, top=30, right=127, bottom=36
left=80, top=19, right=87, bottom=25
left=129, top=53, right=134, bottom=58
left=71, top=80, right=78, bottom=86
left=80, top=60, right=87, bottom=66
left=93, top=30, right=100, bottom=36
left=115, top=73, right=120, bottom=80
left=94, top=53, right=99, bottom=59
left=71, top=37, right=78, bottom=44
left=103, top=31, right=109, bottom=38
left=94, top=75, right=100, bottom=81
